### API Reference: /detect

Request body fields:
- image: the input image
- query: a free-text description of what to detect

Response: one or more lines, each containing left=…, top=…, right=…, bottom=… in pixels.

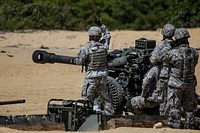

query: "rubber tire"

left=107, top=76, right=126, bottom=114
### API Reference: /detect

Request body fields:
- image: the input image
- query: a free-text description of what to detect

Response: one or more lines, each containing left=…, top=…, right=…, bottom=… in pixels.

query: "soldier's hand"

left=94, top=16, right=102, bottom=26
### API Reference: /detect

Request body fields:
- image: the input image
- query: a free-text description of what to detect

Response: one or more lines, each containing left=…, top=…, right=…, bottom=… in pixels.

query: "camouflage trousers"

left=146, top=78, right=169, bottom=116
left=81, top=76, right=114, bottom=115
left=130, top=96, right=158, bottom=115
left=167, top=76, right=197, bottom=125
left=157, top=78, right=169, bottom=116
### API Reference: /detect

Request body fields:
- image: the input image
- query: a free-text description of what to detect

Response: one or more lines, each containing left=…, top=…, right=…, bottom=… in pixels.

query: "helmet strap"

left=89, top=35, right=101, bottom=41
left=163, top=35, right=173, bottom=40
left=176, top=38, right=189, bottom=46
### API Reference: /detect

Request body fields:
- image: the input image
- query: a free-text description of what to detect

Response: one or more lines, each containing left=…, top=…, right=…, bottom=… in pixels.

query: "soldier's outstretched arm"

left=94, top=16, right=111, bottom=49
left=100, top=24, right=111, bottom=50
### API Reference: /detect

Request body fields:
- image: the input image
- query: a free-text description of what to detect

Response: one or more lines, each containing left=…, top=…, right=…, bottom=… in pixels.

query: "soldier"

left=162, top=28, right=199, bottom=129
left=126, top=66, right=160, bottom=114
left=148, top=24, right=175, bottom=116
left=81, top=17, right=111, bottom=99
left=75, top=19, right=114, bottom=115
left=127, top=24, right=175, bottom=116
left=126, top=24, right=175, bottom=115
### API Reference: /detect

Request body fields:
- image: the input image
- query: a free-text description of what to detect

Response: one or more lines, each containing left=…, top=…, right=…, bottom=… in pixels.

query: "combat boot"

left=184, top=121, right=199, bottom=130
left=168, top=120, right=183, bottom=129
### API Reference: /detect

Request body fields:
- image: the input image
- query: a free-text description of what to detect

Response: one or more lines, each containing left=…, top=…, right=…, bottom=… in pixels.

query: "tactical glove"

left=94, top=16, right=102, bottom=26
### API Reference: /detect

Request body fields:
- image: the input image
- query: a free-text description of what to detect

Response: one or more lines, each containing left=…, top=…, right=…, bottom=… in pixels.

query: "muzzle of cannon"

left=32, top=50, right=76, bottom=65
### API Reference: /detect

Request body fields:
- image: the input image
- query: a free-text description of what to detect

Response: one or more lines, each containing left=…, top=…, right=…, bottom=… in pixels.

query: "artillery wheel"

left=107, top=76, right=126, bottom=114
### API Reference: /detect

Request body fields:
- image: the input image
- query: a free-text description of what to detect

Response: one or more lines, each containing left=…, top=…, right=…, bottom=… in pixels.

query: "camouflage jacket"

left=150, top=38, right=174, bottom=65
left=162, top=44, right=199, bottom=84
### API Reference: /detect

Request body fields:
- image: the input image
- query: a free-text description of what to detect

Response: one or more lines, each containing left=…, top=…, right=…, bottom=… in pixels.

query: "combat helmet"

left=88, top=26, right=102, bottom=36
left=161, top=24, right=175, bottom=37
left=174, top=28, right=190, bottom=40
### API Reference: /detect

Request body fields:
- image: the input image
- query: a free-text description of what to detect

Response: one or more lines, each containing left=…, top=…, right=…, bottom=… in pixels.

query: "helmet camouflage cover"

left=161, top=24, right=175, bottom=37
left=174, top=28, right=190, bottom=40
left=88, top=26, right=102, bottom=36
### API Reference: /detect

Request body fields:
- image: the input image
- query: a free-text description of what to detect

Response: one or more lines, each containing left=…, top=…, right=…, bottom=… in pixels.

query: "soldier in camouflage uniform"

left=126, top=66, right=160, bottom=114
left=148, top=24, right=175, bottom=116
left=161, top=28, right=199, bottom=129
left=126, top=24, right=175, bottom=115
left=75, top=24, right=114, bottom=115
left=81, top=18, right=111, bottom=99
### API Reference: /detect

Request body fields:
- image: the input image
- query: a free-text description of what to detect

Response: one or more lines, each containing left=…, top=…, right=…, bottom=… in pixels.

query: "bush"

left=0, top=0, right=199, bottom=31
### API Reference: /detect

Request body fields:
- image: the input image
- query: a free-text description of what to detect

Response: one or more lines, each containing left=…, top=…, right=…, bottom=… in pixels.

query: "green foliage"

left=0, top=0, right=199, bottom=30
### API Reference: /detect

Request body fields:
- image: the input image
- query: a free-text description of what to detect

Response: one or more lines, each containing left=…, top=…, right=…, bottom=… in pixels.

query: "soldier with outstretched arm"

left=75, top=17, right=114, bottom=115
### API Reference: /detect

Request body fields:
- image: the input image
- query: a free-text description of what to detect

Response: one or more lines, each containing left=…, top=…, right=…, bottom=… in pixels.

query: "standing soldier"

left=148, top=24, right=175, bottom=116
left=126, top=24, right=175, bottom=115
left=162, top=28, right=199, bottom=129
left=75, top=17, right=114, bottom=115
left=80, top=17, right=111, bottom=99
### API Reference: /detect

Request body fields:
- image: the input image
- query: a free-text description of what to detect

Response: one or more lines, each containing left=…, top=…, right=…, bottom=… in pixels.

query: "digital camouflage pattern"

left=130, top=23, right=176, bottom=116
left=161, top=24, right=175, bottom=37
left=88, top=26, right=102, bottom=36
left=148, top=24, right=175, bottom=116
left=76, top=24, right=113, bottom=114
left=174, top=28, right=190, bottom=40
left=130, top=66, right=160, bottom=114
left=99, top=24, right=111, bottom=50
left=149, top=38, right=175, bottom=116
left=162, top=29, right=199, bottom=127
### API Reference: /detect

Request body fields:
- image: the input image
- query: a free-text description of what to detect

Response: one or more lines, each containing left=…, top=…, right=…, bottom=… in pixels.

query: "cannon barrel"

left=108, top=56, right=128, bottom=67
left=0, top=99, right=25, bottom=105
left=33, top=50, right=129, bottom=68
left=32, top=50, right=76, bottom=65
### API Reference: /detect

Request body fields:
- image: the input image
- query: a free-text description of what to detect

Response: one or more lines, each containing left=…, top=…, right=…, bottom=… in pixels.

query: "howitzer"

left=0, top=39, right=200, bottom=131
left=32, top=38, right=200, bottom=115
left=32, top=38, right=157, bottom=114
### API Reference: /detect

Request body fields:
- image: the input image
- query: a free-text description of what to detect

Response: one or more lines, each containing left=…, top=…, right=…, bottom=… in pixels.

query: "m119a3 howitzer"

left=32, top=38, right=156, bottom=114
left=0, top=38, right=200, bottom=131
left=32, top=38, right=200, bottom=115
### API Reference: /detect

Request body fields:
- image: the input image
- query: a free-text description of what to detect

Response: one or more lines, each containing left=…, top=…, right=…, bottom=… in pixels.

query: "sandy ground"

left=0, top=29, right=200, bottom=133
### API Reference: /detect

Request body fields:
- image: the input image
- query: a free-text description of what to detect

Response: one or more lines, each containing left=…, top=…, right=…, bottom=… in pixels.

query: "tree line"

left=0, top=0, right=199, bottom=31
